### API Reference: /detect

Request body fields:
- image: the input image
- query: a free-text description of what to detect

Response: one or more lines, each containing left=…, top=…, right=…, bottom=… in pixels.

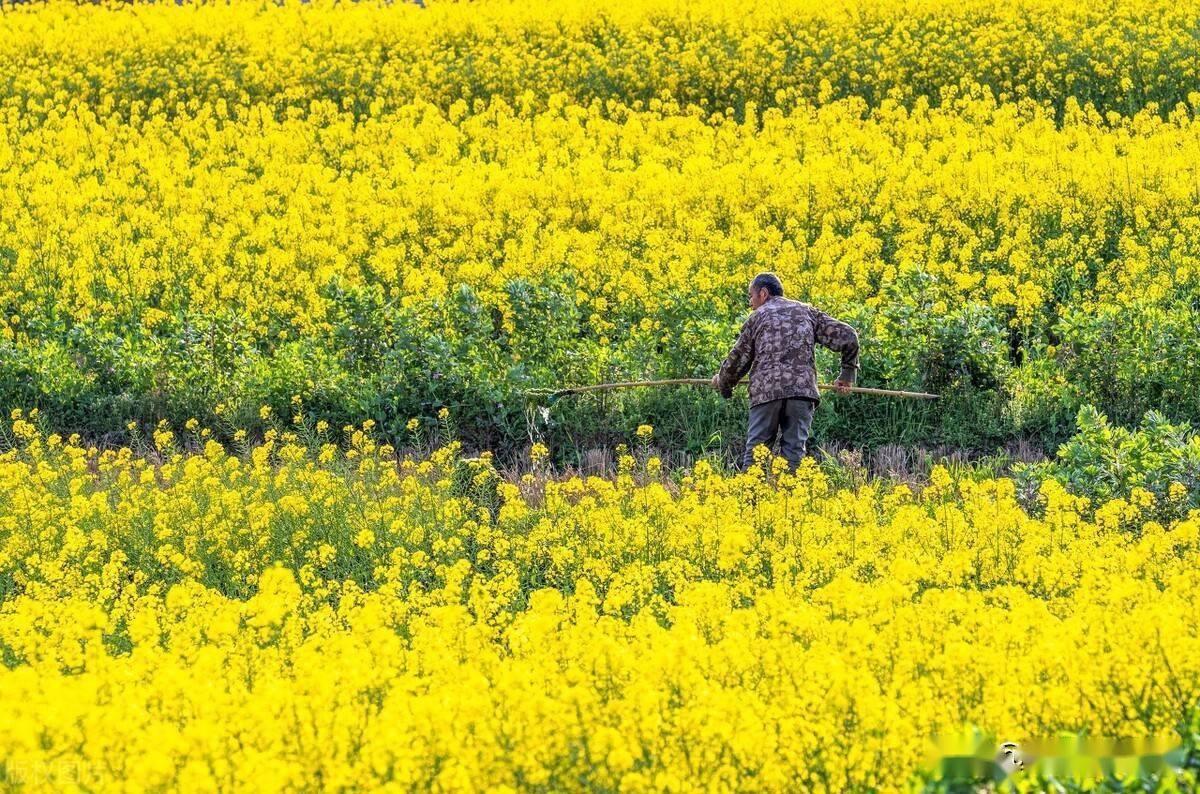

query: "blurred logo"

left=920, top=729, right=1188, bottom=787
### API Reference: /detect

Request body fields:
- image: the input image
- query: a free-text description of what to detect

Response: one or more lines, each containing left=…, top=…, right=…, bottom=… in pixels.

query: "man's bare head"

left=748, top=272, right=783, bottom=310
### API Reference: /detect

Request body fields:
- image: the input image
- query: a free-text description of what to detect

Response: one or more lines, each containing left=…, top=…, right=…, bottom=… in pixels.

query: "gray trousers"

left=741, top=397, right=816, bottom=472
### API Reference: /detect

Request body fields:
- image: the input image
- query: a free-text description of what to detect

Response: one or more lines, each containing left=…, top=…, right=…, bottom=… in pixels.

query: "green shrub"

left=1015, top=404, right=1200, bottom=520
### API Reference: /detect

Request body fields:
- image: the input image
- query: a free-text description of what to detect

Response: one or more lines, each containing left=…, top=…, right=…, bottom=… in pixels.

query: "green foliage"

left=1015, top=405, right=1200, bottom=519
left=3, top=262, right=1198, bottom=469
left=1053, top=300, right=1200, bottom=427
left=0, top=276, right=1130, bottom=467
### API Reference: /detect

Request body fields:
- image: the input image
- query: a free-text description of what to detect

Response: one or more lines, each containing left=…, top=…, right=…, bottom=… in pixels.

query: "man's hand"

left=711, top=373, right=721, bottom=390
left=833, top=378, right=852, bottom=395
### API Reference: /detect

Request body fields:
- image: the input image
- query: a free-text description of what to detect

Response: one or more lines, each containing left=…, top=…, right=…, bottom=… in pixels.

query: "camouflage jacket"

left=716, top=296, right=860, bottom=407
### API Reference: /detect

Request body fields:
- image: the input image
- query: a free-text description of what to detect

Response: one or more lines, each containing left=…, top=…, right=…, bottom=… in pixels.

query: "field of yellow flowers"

left=1, top=0, right=1200, bottom=457
left=0, top=413, right=1198, bottom=791
left=4, top=0, right=1200, bottom=790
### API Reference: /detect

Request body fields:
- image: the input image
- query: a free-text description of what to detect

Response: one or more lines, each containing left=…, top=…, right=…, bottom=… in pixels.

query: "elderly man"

left=711, top=272, right=860, bottom=472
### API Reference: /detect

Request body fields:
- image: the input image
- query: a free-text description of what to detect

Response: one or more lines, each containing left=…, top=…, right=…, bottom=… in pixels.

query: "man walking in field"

left=711, top=272, right=860, bottom=472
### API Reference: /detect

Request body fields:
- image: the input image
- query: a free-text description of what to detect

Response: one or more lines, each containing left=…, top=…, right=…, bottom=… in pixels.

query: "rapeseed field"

left=2, top=0, right=1200, bottom=790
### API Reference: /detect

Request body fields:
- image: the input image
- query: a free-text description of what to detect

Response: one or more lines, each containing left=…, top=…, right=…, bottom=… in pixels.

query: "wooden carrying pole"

left=550, top=378, right=938, bottom=400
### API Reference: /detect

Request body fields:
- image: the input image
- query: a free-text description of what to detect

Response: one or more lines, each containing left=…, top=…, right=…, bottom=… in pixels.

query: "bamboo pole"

left=547, top=378, right=938, bottom=400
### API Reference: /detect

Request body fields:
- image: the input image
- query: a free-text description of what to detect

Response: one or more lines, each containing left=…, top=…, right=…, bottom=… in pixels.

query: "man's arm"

left=812, top=307, right=860, bottom=386
left=714, top=316, right=756, bottom=398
